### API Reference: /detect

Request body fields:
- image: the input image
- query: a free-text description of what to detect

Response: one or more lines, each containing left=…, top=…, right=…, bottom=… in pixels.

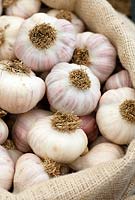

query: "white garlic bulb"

left=0, top=118, right=8, bottom=144
left=71, top=32, right=116, bottom=82
left=0, top=145, right=14, bottom=190
left=2, top=139, right=22, bottom=164
left=96, top=87, right=135, bottom=144
left=3, top=0, right=41, bottom=18
left=13, top=153, right=50, bottom=193
left=70, top=143, right=124, bottom=171
left=15, top=13, right=76, bottom=72
left=28, top=112, right=88, bottom=163
left=12, top=109, right=52, bottom=152
left=104, top=70, right=132, bottom=91
left=47, top=9, right=85, bottom=33
left=0, top=60, right=45, bottom=114
left=46, top=63, right=101, bottom=116
left=0, top=16, right=24, bottom=60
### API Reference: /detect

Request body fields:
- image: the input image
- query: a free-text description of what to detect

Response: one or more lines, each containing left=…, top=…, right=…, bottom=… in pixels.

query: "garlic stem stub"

left=71, top=32, right=116, bottom=82
left=70, top=143, right=124, bottom=171
left=27, top=112, right=88, bottom=163
left=46, top=63, right=101, bottom=116
left=0, top=15, right=24, bottom=60
left=15, top=13, right=76, bottom=72
left=0, top=60, right=45, bottom=114
left=12, top=109, right=52, bottom=152
left=47, top=9, right=85, bottom=33
left=3, top=0, right=41, bottom=18
left=104, top=70, right=132, bottom=91
left=96, top=87, right=135, bottom=144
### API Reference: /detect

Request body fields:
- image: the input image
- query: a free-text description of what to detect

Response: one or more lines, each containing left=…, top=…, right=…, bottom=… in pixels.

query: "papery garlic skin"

left=0, top=60, right=45, bottom=114
left=15, top=13, right=76, bottom=72
left=0, top=119, right=9, bottom=144
left=80, top=114, right=98, bottom=142
left=46, top=63, right=101, bottom=116
left=28, top=115, right=88, bottom=163
left=71, top=32, right=116, bottom=82
left=13, top=153, right=50, bottom=193
left=96, top=87, right=135, bottom=144
left=0, top=145, right=14, bottom=190
left=104, top=70, right=132, bottom=91
left=0, top=16, right=24, bottom=60
left=4, top=0, right=41, bottom=19
left=47, top=9, right=85, bottom=33
left=12, top=109, right=52, bottom=152
left=70, top=143, right=124, bottom=171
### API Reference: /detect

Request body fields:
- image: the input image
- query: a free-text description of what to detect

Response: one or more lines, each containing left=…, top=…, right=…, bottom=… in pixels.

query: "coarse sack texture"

left=1, top=0, right=135, bottom=199
left=107, top=0, right=130, bottom=16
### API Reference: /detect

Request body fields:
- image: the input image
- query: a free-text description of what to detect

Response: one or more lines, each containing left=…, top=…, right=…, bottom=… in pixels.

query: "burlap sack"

left=1, top=0, right=135, bottom=199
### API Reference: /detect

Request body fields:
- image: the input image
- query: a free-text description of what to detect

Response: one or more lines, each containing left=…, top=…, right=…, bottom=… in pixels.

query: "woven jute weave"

left=1, top=0, right=135, bottom=199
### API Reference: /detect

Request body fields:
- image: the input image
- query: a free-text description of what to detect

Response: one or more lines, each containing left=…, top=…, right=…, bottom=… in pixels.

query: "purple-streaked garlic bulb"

left=70, top=143, right=124, bottom=171
left=0, top=118, right=8, bottom=144
left=96, top=87, right=135, bottom=144
left=71, top=32, right=116, bottom=82
left=13, top=153, right=69, bottom=193
left=27, top=112, right=88, bottom=163
left=2, top=139, right=22, bottom=164
left=104, top=70, right=132, bottom=91
left=12, top=109, right=52, bottom=152
left=0, top=145, right=14, bottom=190
left=0, top=60, right=45, bottom=114
left=80, top=114, right=98, bottom=142
left=3, top=0, right=41, bottom=18
left=46, top=63, right=101, bottom=116
left=47, top=9, right=85, bottom=33
left=15, top=13, right=76, bottom=72
left=0, top=16, right=24, bottom=60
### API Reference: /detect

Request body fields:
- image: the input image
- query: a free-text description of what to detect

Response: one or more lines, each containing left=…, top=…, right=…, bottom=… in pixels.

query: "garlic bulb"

left=46, top=63, right=101, bottom=116
left=90, top=136, right=110, bottom=148
left=70, top=143, right=124, bottom=171
left=96, top=87, right=135, bottom=144
left=0, top=16, right=24, bottom=60
left=71, top=32, right=116, bottom=82
left=0, top=60, right=45, bottom=114
left=47, top=9, right=85, bottom=33
left=13, top=153, right=50, bottom=193
left=0, top=145, right=14, bottom=190
left=12, top=109, right=52, bottom=152
left=104, top=70, right=132, bottom=91
left=80, top=114, right=98, bottom=142
left=28, top=112, right=88, bottom=163
left=2, top=139, right=22, bottom=164
left=15, top=13, right=76, bottom=72
left=40, top=71, right=50, bottom=81
left=3, top=0, right=41, bottom=18
left=0, top=118, right=8, bottom=144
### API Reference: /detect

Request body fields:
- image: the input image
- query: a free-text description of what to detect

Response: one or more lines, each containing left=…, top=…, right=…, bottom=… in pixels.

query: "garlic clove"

left=0, top=145, right=14, bottom=190
left=14, top=13, right=76, bottom=72
left=27, top=112, right=88, bottom=163
left=70, top=143, right=124, bottom=171
left=0, top=118, right=9, bottom=144
left=13, top=153, right=50, bottom=193
left=12, top=109, right=52, bottom=152
left=71, top=32, right=116, bottom=82
left=2, top=139, right=22, bottom=164
left=47, top=9, right=85, bottom=33
left=46, top=63, right=101, bottom=116
left=96, top=87, right=135, bottom=144
left=104, top=70, right=133, bottom=91
left=0, top=60, right=45, bottom=114
left=3, top=0, right=41, bottom=19
left=0, top=16, right=24, bottom=60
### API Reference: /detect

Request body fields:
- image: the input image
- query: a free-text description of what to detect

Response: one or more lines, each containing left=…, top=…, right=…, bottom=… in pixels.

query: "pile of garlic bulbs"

left=0, top=0, right=134, bottom=193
